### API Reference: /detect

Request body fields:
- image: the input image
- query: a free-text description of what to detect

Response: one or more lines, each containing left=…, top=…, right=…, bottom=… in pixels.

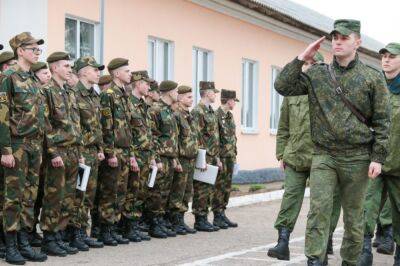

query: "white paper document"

left=193, top=164, right=219, bottom=185
left=233, top=163, right=240, bottom=175
left=195, top=149, right=207, bottom=169
left=76, top=163, right=91, bottom=191
left=147, top=166, right=158, bottom=188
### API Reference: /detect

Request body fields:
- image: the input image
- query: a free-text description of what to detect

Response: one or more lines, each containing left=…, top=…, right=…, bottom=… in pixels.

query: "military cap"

left=107, top=58, right=129, bottom=72
left=46, top=51, right=70, bottom=63
left=159, top=80, right=178, bottom=92
left=98, top=75, right=113, bottom=86
left=131, top=70, right=150, bottom=82
left=178, top=85, right=192, bottom=94
left=149, top=80, right=159, bottom=92
left=0, top=44, right=3, bottom=50
left=9, top=32, right=44, bottom=51
left=379, top=43, right=400, bottom=56
left=0, top=51, right=15, bottom=65
left=221, top=89, right=239, bottom=102
left=313, top=52, right=324, bottom=63
left=31, top=61, right=48, bottom=73
left=330, top=19, right=361, bottom=36
left=74, top=56, right=104, bottom=72
left=199, top=81, right=219, bottom=93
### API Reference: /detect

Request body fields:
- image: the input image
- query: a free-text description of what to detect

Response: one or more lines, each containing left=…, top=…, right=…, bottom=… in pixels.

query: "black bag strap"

left=327, top=64, right=374, bottom=132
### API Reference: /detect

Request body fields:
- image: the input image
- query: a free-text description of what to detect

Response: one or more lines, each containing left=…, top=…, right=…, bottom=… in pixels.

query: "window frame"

left=241, top=58, right=259, bottom=134
left=192, top=46, right=214, bottom=104
left=269, top=65, right=284, bottom=135
left=147, top=36, right=174, bottom=82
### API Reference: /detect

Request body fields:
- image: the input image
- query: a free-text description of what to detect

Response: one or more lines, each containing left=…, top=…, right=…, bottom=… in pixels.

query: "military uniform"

left=274, top=20, right=389, bottom=265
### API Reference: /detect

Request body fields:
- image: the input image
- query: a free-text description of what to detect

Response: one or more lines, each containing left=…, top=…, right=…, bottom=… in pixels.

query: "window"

left=148, top=37, right=174, bottom=82
left=65, top=17, right=98, bottom=60
left=192, top=47, right=213, bottom=104
left=270, top=66, right=284, bottom=134
left=241, top=59, right=259, bottom=133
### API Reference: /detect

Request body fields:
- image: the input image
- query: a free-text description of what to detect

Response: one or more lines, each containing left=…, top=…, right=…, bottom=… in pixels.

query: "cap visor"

left=330, top=27, right=352, bottom=36
left=97, top=64, right=105, bottom=71
left=0, top=44, right=3, bottom=50
left=214, top=88, right=220, bottom=93
left=379, top=47, right=400, bottom=55
left=235, top=98, right=240, bottom=102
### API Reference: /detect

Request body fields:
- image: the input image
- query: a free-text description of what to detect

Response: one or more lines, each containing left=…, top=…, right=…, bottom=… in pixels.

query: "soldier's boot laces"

left=357, top=235, right=373, bottom=266
left=69, top=227, right=89, bottom=251
left=28, top=227, right=42, bottom=247
left=5, top=232, right=26, bottom=265
left=55, top=231, right=78, bottom=255
left=213, top=212, right=229, bottom=230
left=80, top=228, right=104, bottom=248
left=373, top=223, right=383, bottom=248
left=267, top=228, right=290, bottom=260
left=377, top=225, right=394, bottom=255
left=327, top=233, right=334, bottom=255
left=179, top=213, right=196, bottom=234
left=394, top=244, right=400, bottom=266
left=0, top=228, right=6, bottom=258
left=124, top=219, right=141, bottom=242
left=17, top=229, right=47, bottom=262
left=194, top=215, right=214, bottom=232
left=110, top=225, right=129, bottom=244
left=149, top=218, right=167, bottom=239
left=41, top=231, right=67, bottom=257
left=221, top=210, right=238, bottom=228
left=171, top=214, right=187, bottom=235
left=98, top=224, right=117, bottom=246
left=158, top=217, right=177, bottom=237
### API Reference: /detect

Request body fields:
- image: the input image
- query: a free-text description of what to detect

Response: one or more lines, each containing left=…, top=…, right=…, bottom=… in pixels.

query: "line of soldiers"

left=0, top=31, right=239, bottom=265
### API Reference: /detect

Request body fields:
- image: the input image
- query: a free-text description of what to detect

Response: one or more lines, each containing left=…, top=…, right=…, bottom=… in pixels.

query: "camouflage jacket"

left=44, top=78, right=82, bottom=158
left=216, top=107, right=237, bottom=158
left=274, top=54, right=389, bottom=163
left=148, top=100, right=179, bottom=159
left=191, top=102, right=220, bottom=158
left=100, top=82, right=134, bottom=157
left=174, top=105, right=199, bottom=159
left=276, top=96, right=313, bottom=171
left=74, top=81, right=103, bottom=152
left=0, top=65, right=46, bottom=155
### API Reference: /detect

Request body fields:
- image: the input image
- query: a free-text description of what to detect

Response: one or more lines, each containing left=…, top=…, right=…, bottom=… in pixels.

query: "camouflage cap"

left=313, top=52, right=324, bottom=63
left=221, top=89, right=239, bottom=102
left=98, top=75, right=113, bottom=86
left=74, top=56, right=104, bottom=72
left=379, top=43, right=400, bottom=56
left=178, top=85, right=192, bottom=94
left=31, top=61, right=48, bottom=73
left=46, top=51, right=70, bottom=63
left=9, top=32, right=44, bottom=51
left=107, top=58, right=129, bottom=72
left=0, top=51, right=15, bottom=65
left=330, top=19, right=361, bottom=36
left=131, top=70, right=150, bottom=82
left=159, top=80, right=178, bottom=92
left=149, top=80, right=159, bottom=92
left=199, top=81, right=219, bottom=93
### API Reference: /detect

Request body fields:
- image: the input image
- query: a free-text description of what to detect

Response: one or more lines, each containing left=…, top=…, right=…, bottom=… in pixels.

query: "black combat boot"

left=110, top=224, right=129, bottom=244
left=267, top=228, right=290, bottom=260
left=307, top=257, right=323, bottom=266
left=0, top=229, right=6, bottom=258
left=327, top=233, right=334, bottom=255
left=194, top=215, right=214, bottom=232
left=41, top=231, right=67, bottom=257
left=80, top=228, right=103, bottom=248
left=17, top=229, right=47, bottom=262
left=158, top=217, right=177, bottom=237
left=54, top=231, right=78, bottom=255
left=98, top=224, right=117, bottom=246
left=179, top=213, right=196, bottom=234
left=149, top=218, right=167, bottom=239
left=138, top=215, right=150, bottom=232
left=28, top=226, right=42, bottom=247
left=377, top=225, right=395, bottom=255
left=5, top=232, right=26, bottom=265
left=221, top=210, right=238, bottom=228
left=171, top=213, right=187, bottom=235
left=373, top=223, right=383, bottom=247
left=123, top=219, right=141, bottom=242
left=394, top=244, right=400, bottom=266
left=132, top=220, right=151, bottom=241
left=357, top=234, right=373, bottom=266
left=69, top=227, right=89, bottom=251
left=213, top=212, right=228, bottom=229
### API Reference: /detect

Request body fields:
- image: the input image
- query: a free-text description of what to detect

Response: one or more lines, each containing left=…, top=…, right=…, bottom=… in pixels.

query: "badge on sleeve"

left=101, top=107, right=112, bottom=118
left=0, top=92, right=8, bottom=103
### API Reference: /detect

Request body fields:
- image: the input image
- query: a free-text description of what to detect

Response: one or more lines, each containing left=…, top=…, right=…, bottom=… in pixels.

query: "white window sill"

left=241, top=127, right=259, bottom=135
left=269, top=129, right=278, bottom=135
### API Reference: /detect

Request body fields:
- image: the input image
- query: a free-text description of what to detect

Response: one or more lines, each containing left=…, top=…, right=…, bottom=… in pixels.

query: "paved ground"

left=8, top=198, right=394, bottom=265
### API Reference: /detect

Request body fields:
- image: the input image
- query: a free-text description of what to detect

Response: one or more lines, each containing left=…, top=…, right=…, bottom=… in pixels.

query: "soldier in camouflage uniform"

left=32, top=62, right=51, bottom=86
left=192, top=81, right=222, bottom=232
left=358, top=42, right=400, bottom=266
left=98, top=58, right=137, bottom=246
left=274, top=20, right=389, bottom=265
left=0, top=32, right=48, bottom=264
left=98, top=75, right=112, bottom=92
left=372, top=200, right=393, bottom=249
left=72, top=56, right=105, bottom=249
left=212, top=89, right=239, bottom=229
left=147, top=80, right=181, bottom=238
left=0, top=51, right=17, bottom=73
left=146, top=80, right=160, bottom=106
left=167, top=85, right=198, bottom=235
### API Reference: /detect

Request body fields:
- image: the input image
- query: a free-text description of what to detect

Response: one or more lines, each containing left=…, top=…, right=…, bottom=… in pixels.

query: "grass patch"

left=231, top=185, right=240, bottom=192
left=248, top=184, right=266, bottom=192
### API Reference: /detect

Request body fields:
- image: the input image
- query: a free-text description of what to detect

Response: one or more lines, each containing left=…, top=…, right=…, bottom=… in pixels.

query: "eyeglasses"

left=22, top=47, right=42, bottom=54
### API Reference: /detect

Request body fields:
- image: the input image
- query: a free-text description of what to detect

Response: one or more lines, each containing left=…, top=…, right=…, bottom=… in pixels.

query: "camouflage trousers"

left=274, top=165, right=341, bottom=233
left=305, top=152, right=370, bottom=265
left=146, top=156, right=174, bottom=217
left=212, top=157, right=234, bottom=213
left=40, top=146, right=79, bottom=232
left=192, top=155, right=217, bottom=217
left=3, top=139, right=42, bottom=232
left=363, top=176, right=393, bottom=236
left=97, top=148, right=129, bottom=225
left=168, top=157, right=195, bottom=216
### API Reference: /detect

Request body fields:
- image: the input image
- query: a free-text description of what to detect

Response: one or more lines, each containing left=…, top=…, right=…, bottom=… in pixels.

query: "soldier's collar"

left=332, top=53, right=359, bottom=71
left=14, top=64, right=34, bottom=80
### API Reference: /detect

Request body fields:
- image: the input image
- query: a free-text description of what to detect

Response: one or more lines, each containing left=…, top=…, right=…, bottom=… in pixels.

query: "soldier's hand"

left=98, top=152, right=105, bottom=161
left=157, top=162, right=163, bottom=172
left=1, top=154, right=15, bottom=168
left=108, top=156, right=118, bottom=168
left=130, top=157, right=140, bottom=172
left=51, top=156, right=64, bottom=168
left=298, top=36, right=326, bottom=62
left=172, top=159, right=177, bottom=169
left=175, top=164, right=183, bottom=173
left=217, top=159, right=223, bottom=171
left=368, top=162, right=382, bottom=179
left=279, top=160, right=286, bottom=170
left=150, top=159, right=157, bottom=167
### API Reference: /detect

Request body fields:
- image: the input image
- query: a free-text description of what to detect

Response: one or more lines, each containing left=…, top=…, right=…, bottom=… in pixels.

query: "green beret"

left=31, top=62, right=48, bottom=73
left=74, top=56, right=104, bottom=72
left=9, top=32, right=44, bottom=51
left=313, top=52, right=324, bottom=63
left=107, top=58, right=129, bottom=72
left=221, top=89, right=239, bottom=102
left=178, top=85, right=192, bottom=94
left=199, top=81, right=219, bottom=93
left=98, top=75, right=113, bottom=86
left=149, top=80, right=159, bottom=92
left=379, top=43, right=400, bottom=56
left=159, top=80, right=178, bottom=92
left=0, top=51, right=15, bottom=65
left=131, top=70, right=150, bottom=82
left=330, top=19, right=360, bottom=36
left=47, top=51, right=70, bottom=63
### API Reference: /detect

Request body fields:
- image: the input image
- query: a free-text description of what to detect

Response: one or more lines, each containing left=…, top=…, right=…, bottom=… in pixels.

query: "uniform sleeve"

left=45, top=89, right=61, bottom=159
left=274, top=57, right=310, bottom=96
left=148, top=106, right=161, bottom=163
left=100, top=92, right=116, bottom=157
left=0, top=77, right=12, bottom=155
left=191, top=109, right=206, bottom=149
left=276, top=97, right=290, bottom=160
